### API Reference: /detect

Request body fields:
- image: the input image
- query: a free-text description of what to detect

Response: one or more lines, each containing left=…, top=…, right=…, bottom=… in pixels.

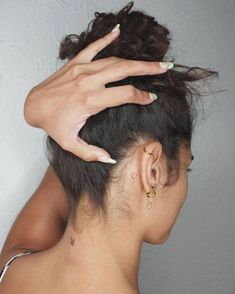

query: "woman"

left=0, top=2, right=218, bottom=293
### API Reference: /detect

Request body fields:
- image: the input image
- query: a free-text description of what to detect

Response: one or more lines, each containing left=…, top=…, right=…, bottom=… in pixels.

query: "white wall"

left=0, top=1, right=234, bottom=293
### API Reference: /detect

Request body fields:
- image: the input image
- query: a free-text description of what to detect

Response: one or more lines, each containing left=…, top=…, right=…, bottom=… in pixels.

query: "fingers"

left=45, top=57, right=124, bottom=89
left=39, top=25, right=120, bottom=87
left=88, top=60, right=174, bottom=87
left=84, top=56, right=122, bottom=72
left=64, top=85, right=157, bottom=161
left=85, top=85, right=157, bottom=115
left=73, top=24, right=121, bottom=64
left=50, top=120, right=117, bottom=163
left=62, top=136, right=116, bottom=164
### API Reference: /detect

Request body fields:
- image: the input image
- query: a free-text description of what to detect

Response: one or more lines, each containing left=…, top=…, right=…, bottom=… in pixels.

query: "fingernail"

left=159, top=62, right=174, bottom=70
left=149, top=92, right=158, bottom=101
left=98, top=157, right=117, bottom=164
left=111, top=24, right=120, bottom=33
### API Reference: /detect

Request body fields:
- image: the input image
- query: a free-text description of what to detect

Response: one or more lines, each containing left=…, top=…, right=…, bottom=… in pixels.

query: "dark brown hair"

left=46, top=2, right=218, bottom=223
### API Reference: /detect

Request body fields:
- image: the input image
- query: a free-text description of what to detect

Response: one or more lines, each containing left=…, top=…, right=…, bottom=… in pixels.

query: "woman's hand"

left=23, top=24, right=173, bottom=163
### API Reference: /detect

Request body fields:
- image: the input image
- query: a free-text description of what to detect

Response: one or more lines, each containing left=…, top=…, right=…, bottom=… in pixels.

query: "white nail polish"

left=111, top=24, right=120, bottom=33
left=98, top=157, right=117, bottom=164
left=159, top=62, right=174, bottom=69
left=149, top=92, right=158, bottom=101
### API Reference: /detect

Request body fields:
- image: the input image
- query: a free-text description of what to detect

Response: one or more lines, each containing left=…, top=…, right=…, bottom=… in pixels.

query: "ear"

left=140, top=141, right=167, bottom=194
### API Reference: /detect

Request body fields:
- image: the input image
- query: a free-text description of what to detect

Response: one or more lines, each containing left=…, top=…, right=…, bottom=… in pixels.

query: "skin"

left=0, top=141, right=193, bottom=293
left=0, top=165, right=69, bottom=270
left=23, top=24, right=172, bottom=162
left=0, top=23, right=172, bottom=265
left=0, top=25, right=175, bottom=292
left=0, top=24, right=172, bottom=265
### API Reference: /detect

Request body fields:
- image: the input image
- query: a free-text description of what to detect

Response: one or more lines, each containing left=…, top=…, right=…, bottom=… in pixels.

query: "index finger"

left=72, top=24, right=121, bottom=64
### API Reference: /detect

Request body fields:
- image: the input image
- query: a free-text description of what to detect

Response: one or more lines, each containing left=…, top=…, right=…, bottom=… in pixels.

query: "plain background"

left=0, top=0, right=234, bottom=293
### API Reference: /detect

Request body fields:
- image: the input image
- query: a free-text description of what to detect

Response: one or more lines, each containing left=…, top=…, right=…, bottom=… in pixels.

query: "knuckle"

left=70, top=64, right=82, bottom=76
left=135, top=63, right=149, bottom=75
left=122, top=61, right=148, bottom=76
left=120, top=60, right=130, bottom=69
left=60, top=139, right=71, bottom=151
left=118, top=60, right=130, bottom=72
left=102, top=39, right=110, bottom=49
left=132, top=61, right=156, bottom=76
left=149, top=61, right=157, bottom=74
left=107, top=56, right=120, bottom=63
left=75, top=73, right=89, bottom=86
left=85, top=42, right=99, bottom=55
left=103, top=34, right=113, bottom=44
left=126, top=85, right=137, bottom=100
left=82, top=152, right=94, bottom=162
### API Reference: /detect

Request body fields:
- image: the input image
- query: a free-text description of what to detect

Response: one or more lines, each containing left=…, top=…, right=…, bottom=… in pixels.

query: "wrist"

left=24, top=87, right=44, bottom=128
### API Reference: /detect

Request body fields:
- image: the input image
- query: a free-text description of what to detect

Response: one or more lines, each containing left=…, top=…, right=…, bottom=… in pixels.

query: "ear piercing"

left=146, top=185, right=157, bottom=209
left=143, top=147, right=153, bottom=155
left=143, top=146, right=159, bottom=209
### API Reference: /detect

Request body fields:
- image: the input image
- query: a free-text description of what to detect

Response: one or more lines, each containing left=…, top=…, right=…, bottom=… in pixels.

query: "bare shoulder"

left=0, top=247, right=42, bottom=293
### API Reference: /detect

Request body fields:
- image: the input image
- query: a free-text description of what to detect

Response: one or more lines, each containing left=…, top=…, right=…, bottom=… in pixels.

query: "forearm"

left=0, top=164, right=69, bottom=256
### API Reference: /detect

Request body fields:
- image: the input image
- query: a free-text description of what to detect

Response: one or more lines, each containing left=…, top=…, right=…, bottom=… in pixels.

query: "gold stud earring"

left=146, top=185, right=157, bottom=209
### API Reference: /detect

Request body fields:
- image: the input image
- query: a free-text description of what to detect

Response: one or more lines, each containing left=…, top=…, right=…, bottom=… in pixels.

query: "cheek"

left=161, top=173, right=189, bottom=232
left=147, top=172, right=189, bottom=244
left=172, top=173, right=189, bottom=224
left=179, top=172, right=189, bottom=207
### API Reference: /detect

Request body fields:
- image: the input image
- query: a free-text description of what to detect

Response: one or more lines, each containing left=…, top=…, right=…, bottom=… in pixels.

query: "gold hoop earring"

left=146, top=185, right=157, bottom=209
left=144, top=147, right=161, bottom=164
left=144, top=147, right=153, bottom=155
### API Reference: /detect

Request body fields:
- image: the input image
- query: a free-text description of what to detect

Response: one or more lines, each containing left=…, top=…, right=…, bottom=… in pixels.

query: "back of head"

left=46, top=2, right=218, bottom=224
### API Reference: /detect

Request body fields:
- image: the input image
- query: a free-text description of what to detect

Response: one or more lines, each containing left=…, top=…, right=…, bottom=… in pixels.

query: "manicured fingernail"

left=149, top=92, right=158, bottom=101
left=159, top=62, right=174, bottom=70
left=111, top=24, right=120, bottom=33
left=98, top=157, right=117, bottom=164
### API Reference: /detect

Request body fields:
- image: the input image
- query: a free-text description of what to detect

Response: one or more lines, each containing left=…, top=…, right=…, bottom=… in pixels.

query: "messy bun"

left=59, top=1, right=170, bottom=62
left=47, top=2, right=218, bottom=220
left=58, top=1, right=216, bottom=102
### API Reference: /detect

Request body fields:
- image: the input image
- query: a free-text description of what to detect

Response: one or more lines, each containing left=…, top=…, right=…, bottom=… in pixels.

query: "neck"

left=48, top=205, right=143, bottom=292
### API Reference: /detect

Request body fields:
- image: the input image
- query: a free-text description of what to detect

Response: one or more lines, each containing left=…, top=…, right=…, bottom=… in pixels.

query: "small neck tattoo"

left=70, top=236, right=75, bottom=246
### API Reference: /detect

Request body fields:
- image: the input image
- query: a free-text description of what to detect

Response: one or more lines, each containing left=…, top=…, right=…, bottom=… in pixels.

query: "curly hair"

left=46, top=1, right=218, bottom=223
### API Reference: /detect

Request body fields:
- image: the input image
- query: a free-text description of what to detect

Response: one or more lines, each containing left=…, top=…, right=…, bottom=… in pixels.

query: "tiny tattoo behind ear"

left=70, top=237, right=75, bottom=246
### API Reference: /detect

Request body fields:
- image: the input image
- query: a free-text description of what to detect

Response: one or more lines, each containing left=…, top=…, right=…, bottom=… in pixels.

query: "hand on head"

left=23, top=24, right=173, bottom=163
